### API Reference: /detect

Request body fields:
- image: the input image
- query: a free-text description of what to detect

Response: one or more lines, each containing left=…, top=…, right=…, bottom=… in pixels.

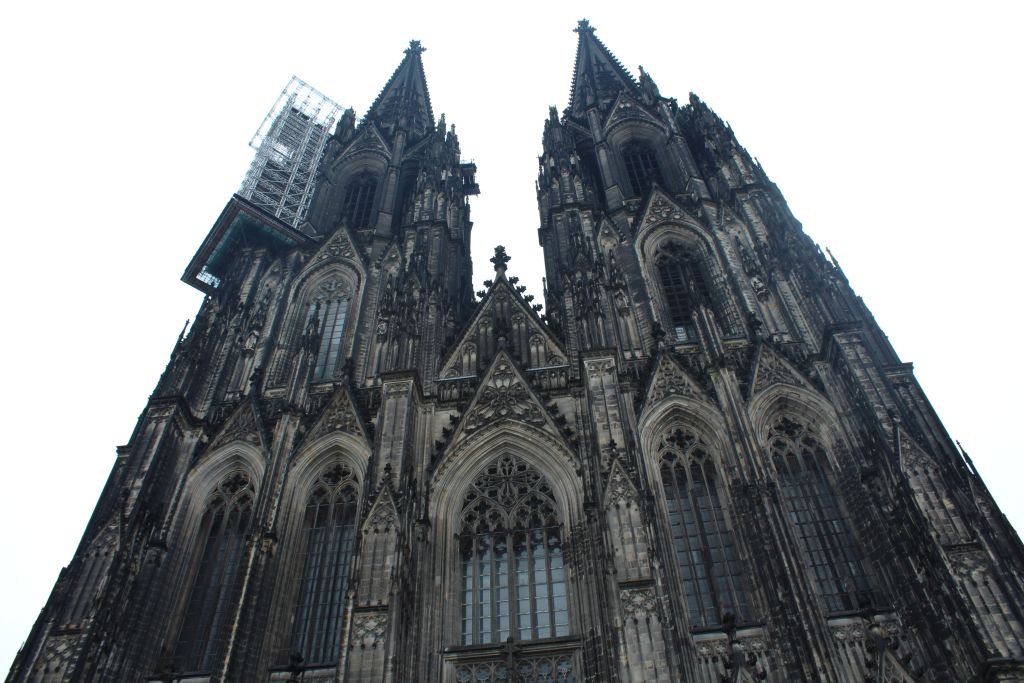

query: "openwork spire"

left=568, top=19, right=639, bottom=111
left=365, top=39, right=435, bottom=137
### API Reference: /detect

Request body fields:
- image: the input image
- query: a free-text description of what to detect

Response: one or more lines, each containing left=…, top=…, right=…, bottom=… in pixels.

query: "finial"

left=406, top=39, right=425, bottom=55
left=491, top=245, right=511, bottom=273
left=575, top=18, right=594, bottom=34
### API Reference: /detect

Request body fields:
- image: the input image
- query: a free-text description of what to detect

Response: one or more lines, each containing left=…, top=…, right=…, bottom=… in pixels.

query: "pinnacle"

left=365, top=39, right=435, bottom=138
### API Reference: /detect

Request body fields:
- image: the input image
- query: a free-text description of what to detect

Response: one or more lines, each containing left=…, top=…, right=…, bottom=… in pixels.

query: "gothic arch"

left=638, top=397, right=731, bottom=472
left=425, top=425, right=585, bottom=674
left=431, top=423, right=583, bottom=530
left=274, top=262, right=364, bottom=385
left=637, top=402, right=752, bottom=629
left=635, top=222, right=743, bottom=338
left=163, top=446, right=264, bottom=674
left=606, top=120, right=676, bottom=197
left=261, top=440, right=367, bottom=668
left=748, top=384, right=841, bottom=459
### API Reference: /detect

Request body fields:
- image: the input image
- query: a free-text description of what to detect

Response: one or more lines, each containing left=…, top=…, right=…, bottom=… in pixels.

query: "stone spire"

left=365, top=39, right=435, bottom=138
left=568, top=19, right=639, bottom=112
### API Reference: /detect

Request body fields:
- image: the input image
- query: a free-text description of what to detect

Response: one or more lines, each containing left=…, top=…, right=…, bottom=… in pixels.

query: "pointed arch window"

left=459, top=454, right=569, bottom=646
left=655, top=242, right=712, bottom=342
left=306, top=278, right=352, bottom=382
left=660, top=429, right=750, bottom=628
left=172, top=472, right=255, bottom=673
left=290, top=463, right=359, bottom=665
left=769, top=418, right=871, bottom=613
left=341, top=173, right=378, bottom=229
left=622, top=141, right=664, bottom=196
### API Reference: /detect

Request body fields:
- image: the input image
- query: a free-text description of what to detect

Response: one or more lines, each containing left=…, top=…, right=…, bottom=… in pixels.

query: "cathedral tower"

left=9, top=25, right=1024, bottom=683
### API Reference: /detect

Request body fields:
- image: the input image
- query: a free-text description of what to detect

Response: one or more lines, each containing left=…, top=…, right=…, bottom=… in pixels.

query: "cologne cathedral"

left=9, top=21, right=1024, bottom=683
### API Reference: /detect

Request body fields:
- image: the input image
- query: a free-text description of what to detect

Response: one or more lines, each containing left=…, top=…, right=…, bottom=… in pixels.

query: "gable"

left=339, top=123, right=391, bottom=163
left=302, top=384, right=369, bottom=448
left=438, top=275, right=566, bottom=382
left=748, top=343, right=812, bottom=398
left=643, top=352, right=714, bottom=408
left=603, top=92, right=666, bottom=135
left=207, top=399, right=266, bottom=453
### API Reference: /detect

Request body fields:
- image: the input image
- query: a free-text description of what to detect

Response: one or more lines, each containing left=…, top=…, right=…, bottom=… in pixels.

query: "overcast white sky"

left=2, top=0, right=1022, bottom=672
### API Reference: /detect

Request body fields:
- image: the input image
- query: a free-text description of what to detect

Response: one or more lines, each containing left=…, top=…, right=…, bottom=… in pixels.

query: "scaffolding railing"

left=238, top=76, right=344, bottom=230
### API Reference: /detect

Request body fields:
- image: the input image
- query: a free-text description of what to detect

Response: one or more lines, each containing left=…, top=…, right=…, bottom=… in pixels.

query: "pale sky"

left=2, top=0, right=1022, bottom=672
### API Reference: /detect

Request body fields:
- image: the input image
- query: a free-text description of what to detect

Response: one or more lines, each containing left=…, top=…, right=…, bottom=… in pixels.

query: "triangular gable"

left=446, top=351, right=566, bottom=448
left=310, top=224, right=364, bottom=268
left=603, top=91, right=666, bottom=134
left=339, top=122, right=391, bottom=162
left=637, top=188, right=697, bottom=233
left=644, top=352, right=712, bottom=407
left=207, top=399, right=266, bottom=452
left=302, top=385, right=368, bottom=447
left=437, top=274, right=566, bottom=380
left=603, top=459, right=639, bottom=508
left=362, top=485, right=399, bottom=533
left=898, top=431, right=940, bottom=474
left=748, top=344, right=811, bottom=398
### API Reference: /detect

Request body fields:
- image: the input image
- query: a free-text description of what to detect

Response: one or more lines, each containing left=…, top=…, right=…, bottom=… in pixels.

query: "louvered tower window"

left=459, top=454, right=569, bottom=646
left=655, top=242, right=712, bottom=342
left=341, top=173, right=378, bottom=229
left=770, top=418, right=872, bottom=613
left=622, top=142, right=664, bottom=196
left=660, top=430, right=750, bottom=628
left=290, top=463, right=359, bottom=665
left=172, top=473, right=254, bottom=673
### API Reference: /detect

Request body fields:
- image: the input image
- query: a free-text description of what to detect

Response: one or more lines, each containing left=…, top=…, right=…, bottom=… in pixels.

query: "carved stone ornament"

left=947, top=546, right=988, bottom=579
left=620, top=587, right=657, bottom=620
left=305, top=387, right=364, bottom=444
left=463, top=359, right=545, bottom=433
left=899, top=433, right=936, bottom=473
left=41, top=633, right=78, bottom=672
left=644, top=192, right=686, bottom=226
left=208, top=401, right=262, bottom=451
left=316, top=230, right=358, bottom=263
left=352, top=611, right=388, bottom=643
left=363, top=488, right=398, bottom=532
left=647, top=354, right=706, bottom=404
left=749, top=344, right=808, bottom=396
left=604, top=460, right=638, bottom=507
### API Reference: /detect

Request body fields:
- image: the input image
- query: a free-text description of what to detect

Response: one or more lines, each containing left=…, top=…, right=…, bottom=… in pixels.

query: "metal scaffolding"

left=238, top=76, right=344, bottom=230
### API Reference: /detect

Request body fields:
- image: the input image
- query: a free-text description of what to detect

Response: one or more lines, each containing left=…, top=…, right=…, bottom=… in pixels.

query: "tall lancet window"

left=769, top=418, right=871, bottom=613
left=172, top=472, right=255, bottom=673
left=341, top=172, right=378, bottom=229
left=659, top=429, right=750, bottom=628
left=622, top=141, right=664, bottom=196
left=290, top=463, right=359, bottom=665
left=307, top=277, right=351, bottom=382
left=655, top=242, right=712, bottom=343
left=459, top=454, right=569, bottom=646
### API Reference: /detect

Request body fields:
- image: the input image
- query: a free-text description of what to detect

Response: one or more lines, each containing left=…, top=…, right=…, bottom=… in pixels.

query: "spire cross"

left=405, top=40, right=425, bottom=55
left=575, top=18, right=594, bottom=34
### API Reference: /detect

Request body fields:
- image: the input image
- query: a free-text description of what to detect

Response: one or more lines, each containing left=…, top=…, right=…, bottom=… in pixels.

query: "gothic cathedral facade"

left=10, top=21, right=1024, bottom=683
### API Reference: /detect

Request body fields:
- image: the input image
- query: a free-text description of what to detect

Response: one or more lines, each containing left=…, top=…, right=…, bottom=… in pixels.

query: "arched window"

left=660, top=429, right=749, bottom=628
left=290, top=463, right=359, bottom=665
left=459, top=454, right=569, bottom=645
left=172, top=472, right=255, bottom=673
left=769, top=418, right=871, bottom=613
left=341, top=173, right=378, bottom=229
left=654, top=242, right=712, bottom=342
left=622, top=141, right=664, bottom=196
left=306, top=277, right=351, bottom=382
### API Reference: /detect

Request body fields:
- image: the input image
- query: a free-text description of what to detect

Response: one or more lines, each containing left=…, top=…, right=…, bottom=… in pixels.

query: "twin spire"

left=363, top=22, right=636, bottom=137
